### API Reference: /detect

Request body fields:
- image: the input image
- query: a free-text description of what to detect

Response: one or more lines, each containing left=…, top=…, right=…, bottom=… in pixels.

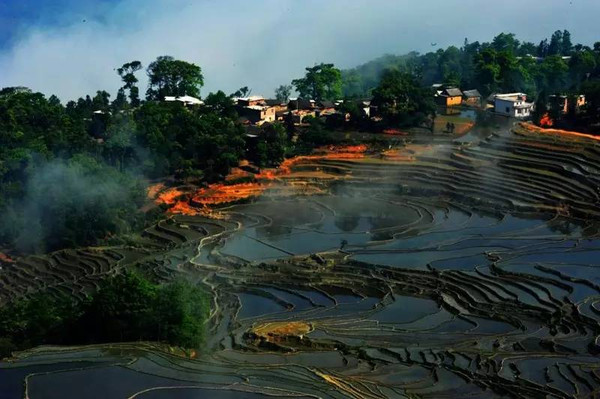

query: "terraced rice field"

left=3, top=120, right=600, bottom=398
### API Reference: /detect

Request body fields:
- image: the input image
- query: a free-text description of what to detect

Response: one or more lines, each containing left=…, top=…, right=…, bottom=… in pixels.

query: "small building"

left=316, top=100, right=336, bottom=116
left=493, top=93, right=534, bottom=118
left=549, top=94, right=586, bottom=114
left=239, top=105, right=276, bottom=125
left=548, top=95, right=569, bottom=114
left=355, top=99, right=372, bottom=117
left=235, top=96, right=265, bottom=107
left=288, top=98, right=315, bottom=111
left=462, top=89, right=482, bottom=106
left=289, top=109, right=316, bottom=124
left=164, top=95, right=204, bottom=106
left=436, top=88, right=463, bottom=107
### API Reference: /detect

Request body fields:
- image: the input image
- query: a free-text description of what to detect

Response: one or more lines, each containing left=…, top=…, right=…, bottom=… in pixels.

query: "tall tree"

left=491, top=33, right=520, bottom=54
left=292, top=63, right=342, bottom=101
left=146, top=56, right=204, bottom=101
left=274, top=85, right=292, bottom=103
left=117, top=61, right=143, bottom=107
left=372, top=69, right=435, bottom=127
left=561, top=30, right=573, bottom=56
left=548, top=30, right=564, bottom=56
left=231, top=86, right=251, bottom=98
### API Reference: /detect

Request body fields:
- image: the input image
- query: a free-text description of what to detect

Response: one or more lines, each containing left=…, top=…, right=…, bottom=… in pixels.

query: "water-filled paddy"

left=5, top=122, right=600, bottom=398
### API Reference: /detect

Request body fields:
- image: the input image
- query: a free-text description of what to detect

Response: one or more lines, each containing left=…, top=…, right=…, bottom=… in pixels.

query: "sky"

left=0, top=0, right=598, bottom=102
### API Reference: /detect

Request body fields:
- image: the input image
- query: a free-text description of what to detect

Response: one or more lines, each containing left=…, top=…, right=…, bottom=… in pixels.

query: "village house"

left=238, top=105, right=276, bottom=125
left=287, top=98, right=317, bottom=124
left=316, top=100, right=336, bottom=117
left=164, top=95, right=204, bottom=106
left=435, top=88, right=463, bottom=107
left=355, top=99, right=372, bottom=117
left=462, top=89, right=482, bottom=106
left=264, top=99, right=289, bottom=121
left=235, top=96, right=266, bottom=107
left=493, top=93, right=534, bottom=118
left=548, top=94, right=586, bottom=114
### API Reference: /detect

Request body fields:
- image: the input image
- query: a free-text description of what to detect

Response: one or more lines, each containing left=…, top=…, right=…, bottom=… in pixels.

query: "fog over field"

left=0, top=0, right=598, bottom=100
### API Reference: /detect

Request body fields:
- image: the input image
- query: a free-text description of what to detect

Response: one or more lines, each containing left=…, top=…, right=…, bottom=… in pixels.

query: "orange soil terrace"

left=146, top=183, right=166, bottom=199
left=152, top=145, right=368, bottom=215
left=520, top=122, right=600, bottom=143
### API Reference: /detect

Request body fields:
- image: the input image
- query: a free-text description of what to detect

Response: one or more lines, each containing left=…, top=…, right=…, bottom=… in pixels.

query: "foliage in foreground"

left=0, top=272, right=209, bottom=358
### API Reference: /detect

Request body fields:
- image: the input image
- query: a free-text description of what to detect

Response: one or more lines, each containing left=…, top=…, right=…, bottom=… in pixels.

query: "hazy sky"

left=0, top=0, right=598, bottom=101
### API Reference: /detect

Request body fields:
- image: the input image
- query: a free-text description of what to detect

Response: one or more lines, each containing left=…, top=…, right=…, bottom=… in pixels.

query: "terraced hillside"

left=2, top=121, right=600, bottom=398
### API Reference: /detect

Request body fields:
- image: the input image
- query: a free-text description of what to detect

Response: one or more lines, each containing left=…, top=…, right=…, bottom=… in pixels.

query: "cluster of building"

left=232, top=96, right=372, bottom=126
left=433, top=85, right=586, bottom=119
left=162, top=87, right=588, bottom=126
left=433, top=86, right=483, bottom=107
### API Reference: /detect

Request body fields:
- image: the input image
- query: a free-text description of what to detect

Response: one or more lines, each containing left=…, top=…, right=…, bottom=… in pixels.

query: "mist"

left=0, top=157, right=143, bottom=254
left=0, top=0, right=598, bottom=101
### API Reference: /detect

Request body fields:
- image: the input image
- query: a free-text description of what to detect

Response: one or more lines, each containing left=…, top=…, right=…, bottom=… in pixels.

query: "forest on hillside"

left=342, top=30, right=600, bottom=100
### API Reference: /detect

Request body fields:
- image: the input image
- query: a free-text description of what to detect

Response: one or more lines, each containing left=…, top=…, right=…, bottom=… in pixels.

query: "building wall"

left=447, top=95, right=462, bottom=106
left=495, top=98, right=532, bottom=118
left=463, top=97, right=481, bottom=106
left=261, top=107, right=276, bottom=122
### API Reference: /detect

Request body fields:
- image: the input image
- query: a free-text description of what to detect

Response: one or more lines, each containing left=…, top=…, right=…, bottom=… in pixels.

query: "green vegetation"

left=0, top=56, right=246, bottom=254
left=341, top=30, right=600, bottom=131
left=372, top=69, right=436, bottom=127
left=0, top=272, right=209, bottom=358
left=247, top=123, right=290, bottom=167
left=275, top=84, right=292, bottom=103
left=292, top=63, right=343, bottom=101
left=342, top=31, right=596, bottom=98
left=145, top=56, right=204, bottom=100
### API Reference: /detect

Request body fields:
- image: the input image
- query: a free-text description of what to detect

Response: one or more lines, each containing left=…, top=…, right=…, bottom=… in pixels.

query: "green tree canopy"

left=117, top=60, right=143, bottom=106
left=146, top=56, right=204, bottom=101
left=292, top=63, right=342, bottom=101
left=274, top=85, right=292, bottom=103
left=372, top=69, right=435, bottom=127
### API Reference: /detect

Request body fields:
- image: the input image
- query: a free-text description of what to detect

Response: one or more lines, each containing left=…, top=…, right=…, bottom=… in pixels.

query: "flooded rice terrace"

left=3, top=117, right=600, bottom=398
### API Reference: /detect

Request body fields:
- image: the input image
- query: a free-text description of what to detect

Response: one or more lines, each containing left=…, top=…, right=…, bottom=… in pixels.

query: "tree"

left=562, top=30, right=573, bottom=56
left=231, top=86, right=251, bottom=98
left=438, top=46, right=463, bottom=85
left=474, top=48, right=501, bottom=95
left=580, top=80, right=600, bottom=128
left=539, top=55, right=569, bottom=93
left=92, top=90, right=111, bottom=111
left=105, top=114, right=136, bottom=171
left=251, top=123, right=288, bottom=167
left=274, top=84, right=292, bottom=103
left=371, top=69, right=435, bottom=127
left=112, top=88, right=128, bottom=111
left=292, top=63, right=342, bottom=101
left=537, top=39, right=549, bottom=58
left=117, top=61, right=143, bottom=107
left=569, top=50, right=596, bottom=88
left=492, top=33, right=520, bottom=54
left=548, top=30, right=563, bottom=56
left=146, top=56, right=204, bottom=101
left=204, top=90, right=237, bottom=118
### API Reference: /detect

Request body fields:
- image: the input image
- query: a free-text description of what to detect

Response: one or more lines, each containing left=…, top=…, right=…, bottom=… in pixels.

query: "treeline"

left=343, top=30, right=598, bottom=97
left=0, top=272, right=209, bottom=358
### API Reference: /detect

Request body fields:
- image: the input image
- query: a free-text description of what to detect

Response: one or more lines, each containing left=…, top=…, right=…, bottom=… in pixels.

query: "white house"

left=493, top=93, right=534, bottom=118
left=164, top=95, right=204, bottom=106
